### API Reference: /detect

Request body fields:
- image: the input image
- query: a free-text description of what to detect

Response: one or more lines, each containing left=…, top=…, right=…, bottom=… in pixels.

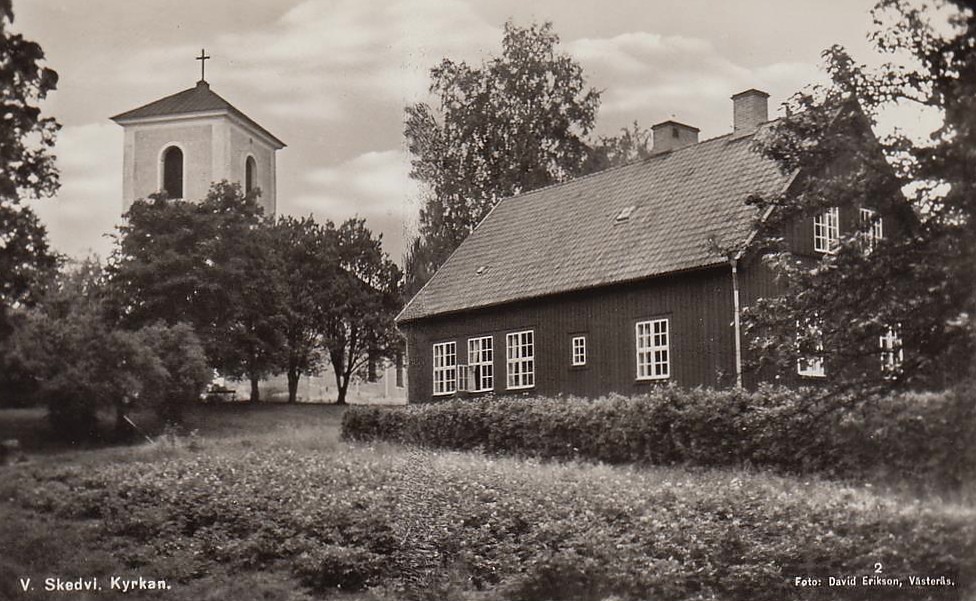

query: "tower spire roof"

left=110, top=83, right=285, bottom=149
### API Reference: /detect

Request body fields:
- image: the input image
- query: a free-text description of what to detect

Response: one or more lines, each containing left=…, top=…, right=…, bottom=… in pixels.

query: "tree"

left=0, top=204, right=57, bottom=333
left=583, top=121, right=654, bottom=174
left=743, top=0, right=976, bottom=391
left=320, top=219, right=402, bottom=404
left=270, top=215, right=338, bottom=403
left=9, top=258, right=208, bottom=440
left=140, top=322, right=211, bottom=424
left=110, top=182, right=286, bottom=401
left=0, top=0, right=60, bottom=333
left=404, top=20, right=600, bottom=285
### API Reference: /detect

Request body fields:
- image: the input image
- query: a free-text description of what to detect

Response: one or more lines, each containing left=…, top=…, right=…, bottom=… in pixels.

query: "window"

left=814, top=207, right=839, bottom=253
left=880, top=327, right=903, bottom=377
left=468, top=336, right=494, bottom=392
left=432, top=341, right=456, bottom=396
left=571, top=336, right=586, bottom=366
left=636, top=319, right=669, bottom=380
left=245, top=156, right=257, bottom=194
left=796, top=319, right=825, bottom=377
left=860, top=208, right=883, bottom=249
left=161, top=146, right=184, bottom=199
left=395, top=351, right=405, bottom=389
left=506, top=330, right=534, bottom=389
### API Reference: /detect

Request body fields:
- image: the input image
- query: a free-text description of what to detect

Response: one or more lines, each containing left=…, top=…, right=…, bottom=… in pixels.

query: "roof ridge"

left=497, top=123, right=778, bottom=207
left=109, top=84, right=205, bottom=121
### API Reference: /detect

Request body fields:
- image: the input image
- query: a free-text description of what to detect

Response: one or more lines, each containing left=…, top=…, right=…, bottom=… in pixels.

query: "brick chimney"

left=731, top=89, right=769, bottom=134
left=651, top=120, right=700, bottom=154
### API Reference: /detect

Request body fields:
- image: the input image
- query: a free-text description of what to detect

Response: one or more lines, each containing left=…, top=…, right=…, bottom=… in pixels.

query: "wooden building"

left=396, top=89, right=891, bottom=402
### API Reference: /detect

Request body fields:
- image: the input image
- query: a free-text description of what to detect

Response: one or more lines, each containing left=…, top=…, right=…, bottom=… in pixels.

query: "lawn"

left=0, top=403, right=972, bottom=601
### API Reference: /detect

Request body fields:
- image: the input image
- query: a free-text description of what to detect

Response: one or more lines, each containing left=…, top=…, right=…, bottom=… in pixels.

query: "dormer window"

left=616, top=205, right=636, bottom=222
left=161, top=146, right=184, bottom=199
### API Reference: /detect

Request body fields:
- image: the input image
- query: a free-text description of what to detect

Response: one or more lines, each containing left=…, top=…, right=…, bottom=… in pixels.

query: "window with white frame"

left=880, top=326, right=903, bottom=377
left=814, top=207, right=840, bottom=253
left=636, top=319, right=670, bottom=380
left=572, top=335, right=586, bottom=366
left=796, top=318, right=825, bottom=377
left=506, top=330, right=535, bottom=389
left=468, top=336, right=494, bottom=392
left=859, top=208, right=884, bottom=249
left=432, top=341, right=456, bottom=395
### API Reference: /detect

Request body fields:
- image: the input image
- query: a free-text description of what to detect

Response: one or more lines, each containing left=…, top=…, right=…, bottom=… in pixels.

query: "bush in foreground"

left=4, top=445, right=973, bottom=600
left=342, top=385, right=976, bottom=488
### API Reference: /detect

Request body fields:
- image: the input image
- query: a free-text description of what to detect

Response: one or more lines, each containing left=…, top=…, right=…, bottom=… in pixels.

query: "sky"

left=14, top=0, right=900, bottom=263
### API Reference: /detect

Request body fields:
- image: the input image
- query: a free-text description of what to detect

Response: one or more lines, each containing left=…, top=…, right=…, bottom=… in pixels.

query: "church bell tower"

left=110, top=50, right=285, bottom=215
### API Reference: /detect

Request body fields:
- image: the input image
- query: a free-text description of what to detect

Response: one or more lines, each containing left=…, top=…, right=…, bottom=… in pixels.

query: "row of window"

left=432, top=319, right=671, bottom=395
left=797, top=323, right=903, bottom=378
left=159, top=145, right=258, bottom=200
left=813, top=207, right=883, bottom=253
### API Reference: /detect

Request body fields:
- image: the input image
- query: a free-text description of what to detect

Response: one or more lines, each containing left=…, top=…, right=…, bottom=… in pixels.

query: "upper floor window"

left=506, top=330, right=535, bottom=389
left=432, top=341, right=456, bottom=396
left=859, top=208, right=883, bottom=249
left=814, top=207, right=839, bottom=253
left=161, top=146, right=184, bottom=199
left=245, top=156, right=257, bottom=194
left=572, top=335, right=586, bottom=366
left=636, top=319, right=669, bottom=380
left=468, top=336, right=493, bottom=392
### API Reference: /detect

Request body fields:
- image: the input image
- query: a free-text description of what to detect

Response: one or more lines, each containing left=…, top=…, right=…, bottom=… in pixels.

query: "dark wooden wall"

left=401, top=194, right=905, bottom=403
left=401, top=266, right=740, bottom=403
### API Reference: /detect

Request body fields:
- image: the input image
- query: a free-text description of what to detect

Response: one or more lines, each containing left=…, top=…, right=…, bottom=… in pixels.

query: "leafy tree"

left=0, top=1, right=60, bottom=333
left=0, top=204, right=57, bottom=333
left=743, top=0, right=975, bottom=391
left=320, top=219, right=402, bottom=404
left=140, top=322, right=211, bottom=424
left=270, top=215, right=338, bottom=403
left=583, top=121, right=654, bottom=174
left=9, top=258, right=208, bottom=440
left=110, top=182, right=285, bottom=401
left=404, top=20, right=600, bottom=285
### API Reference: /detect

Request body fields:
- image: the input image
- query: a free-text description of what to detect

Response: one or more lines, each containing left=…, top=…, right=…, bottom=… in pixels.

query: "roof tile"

left=398, top=126, right=790, bottom=323
left=110, top=81, right=285, bottom=148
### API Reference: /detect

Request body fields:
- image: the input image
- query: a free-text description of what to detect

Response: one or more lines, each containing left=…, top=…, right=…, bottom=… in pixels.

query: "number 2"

left=874, top=562, right=883, bottom=574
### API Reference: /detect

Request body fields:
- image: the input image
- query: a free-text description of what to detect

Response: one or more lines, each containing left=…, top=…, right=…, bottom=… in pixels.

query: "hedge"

left=342, top=385, right=976, bottom=488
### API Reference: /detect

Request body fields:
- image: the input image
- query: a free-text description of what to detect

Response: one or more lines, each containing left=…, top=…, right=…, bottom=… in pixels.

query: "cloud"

left=284, top=149, right=421, bottom=262
left=567, top=32, right=830, bottom=137
left=110, top=0, right=501, bottom=126
left=29, top=122, right=123, bottom=260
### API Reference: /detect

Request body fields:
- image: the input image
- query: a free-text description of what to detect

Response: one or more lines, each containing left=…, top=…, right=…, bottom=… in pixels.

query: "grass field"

left=0, top=403, right=973, bottom=600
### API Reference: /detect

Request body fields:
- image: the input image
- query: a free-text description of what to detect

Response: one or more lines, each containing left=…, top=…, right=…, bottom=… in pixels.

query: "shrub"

left=6, top=446, right=972, bottom=600
left=341, top=385, right=976, bottom=488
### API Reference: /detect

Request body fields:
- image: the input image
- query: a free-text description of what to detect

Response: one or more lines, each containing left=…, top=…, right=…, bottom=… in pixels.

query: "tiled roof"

left=397, top=125, right=793, bottom=323
left=110, top=81, right=285, bottom=148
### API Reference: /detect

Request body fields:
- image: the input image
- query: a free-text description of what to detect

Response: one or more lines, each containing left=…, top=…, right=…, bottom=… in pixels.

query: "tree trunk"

left=250, top=374, right=261, bottom=403
left=114, top=403, right=128, bottom=440
left=331, top=351, right=348, bottom=405
left=287, top=367, right=300, bottom=403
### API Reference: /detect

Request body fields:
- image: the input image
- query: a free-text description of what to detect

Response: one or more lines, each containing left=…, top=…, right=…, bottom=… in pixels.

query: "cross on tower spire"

left=196, top=48, right=211, bottom=83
